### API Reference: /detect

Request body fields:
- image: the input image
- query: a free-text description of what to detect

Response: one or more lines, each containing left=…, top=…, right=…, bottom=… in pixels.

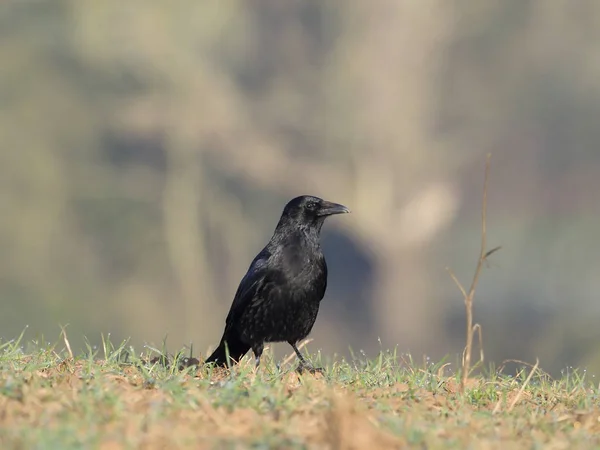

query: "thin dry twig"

left=472, top=323, right=484, bottom=366
left=492, top=395, right=503, bottom=415
left=60, top=325, right=74, bottom=360
left=496, top=359, right=552, bottom=381
left=446, top=154, right=499, bottom=392
left=507, top=358, right=539, bottom=412
left=437, top=362, right=452, bottom=379
left=447, top=269, right=468, bottom=300
left=492, top=358, right=540, bottom=415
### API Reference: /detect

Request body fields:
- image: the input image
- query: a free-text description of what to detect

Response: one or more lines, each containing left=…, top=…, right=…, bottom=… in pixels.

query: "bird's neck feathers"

left=269, top=217, right=324, bottom=248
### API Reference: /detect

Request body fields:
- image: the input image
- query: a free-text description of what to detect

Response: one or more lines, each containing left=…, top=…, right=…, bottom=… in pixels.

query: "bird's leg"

left=290, top=342, right=323, bottom=374
left=291, top=343, right=308, bottom=365
left=252, top=343, right=264, bottom=369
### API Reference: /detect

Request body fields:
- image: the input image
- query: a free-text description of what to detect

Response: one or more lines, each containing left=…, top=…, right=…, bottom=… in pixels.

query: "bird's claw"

left=296, top=362, right=324, bottom=374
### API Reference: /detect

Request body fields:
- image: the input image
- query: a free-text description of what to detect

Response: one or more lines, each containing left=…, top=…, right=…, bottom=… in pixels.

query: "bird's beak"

left=318, top=200, right=351, bottom=216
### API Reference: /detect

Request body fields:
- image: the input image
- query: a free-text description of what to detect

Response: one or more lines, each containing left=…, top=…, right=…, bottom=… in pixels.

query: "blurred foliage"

left=1, top=0, right=600, bottom=376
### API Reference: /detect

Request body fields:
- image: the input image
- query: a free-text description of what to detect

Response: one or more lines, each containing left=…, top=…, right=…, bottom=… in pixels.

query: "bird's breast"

left=285, top=255, right=326, bottom=291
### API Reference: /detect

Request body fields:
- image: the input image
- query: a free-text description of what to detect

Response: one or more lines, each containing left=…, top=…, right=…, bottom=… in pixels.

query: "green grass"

left=1, top=333, right=599, bottom=449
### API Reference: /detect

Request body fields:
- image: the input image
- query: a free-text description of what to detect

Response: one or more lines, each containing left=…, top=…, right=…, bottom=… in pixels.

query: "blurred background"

left=2, top=0, right=600, bottom=376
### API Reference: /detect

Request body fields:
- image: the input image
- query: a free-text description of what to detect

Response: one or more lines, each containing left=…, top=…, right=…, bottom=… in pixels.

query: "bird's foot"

left=296, top=361, right=324, bottom=374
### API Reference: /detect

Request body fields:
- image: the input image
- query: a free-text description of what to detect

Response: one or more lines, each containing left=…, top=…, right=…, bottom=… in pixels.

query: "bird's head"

left=279, top=195, right=350, bottom=230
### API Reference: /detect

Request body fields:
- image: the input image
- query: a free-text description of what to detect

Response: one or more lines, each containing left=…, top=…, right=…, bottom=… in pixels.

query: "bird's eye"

left=306, top=201, right=317, bottom=210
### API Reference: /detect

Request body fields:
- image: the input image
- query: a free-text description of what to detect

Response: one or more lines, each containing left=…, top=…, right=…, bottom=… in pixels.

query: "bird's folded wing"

left=224, top=256, right=284, bottom=328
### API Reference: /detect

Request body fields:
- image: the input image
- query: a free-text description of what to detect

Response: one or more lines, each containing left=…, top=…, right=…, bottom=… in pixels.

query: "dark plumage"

left=205, top=195, right=350, bottom=371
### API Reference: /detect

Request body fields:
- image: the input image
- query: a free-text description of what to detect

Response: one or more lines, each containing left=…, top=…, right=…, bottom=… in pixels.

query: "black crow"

left=205, top=195, right=350, bottom=371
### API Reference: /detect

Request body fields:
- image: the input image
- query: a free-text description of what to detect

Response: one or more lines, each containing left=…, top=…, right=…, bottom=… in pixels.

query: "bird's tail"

left=204, top=333, right=250, bottom=367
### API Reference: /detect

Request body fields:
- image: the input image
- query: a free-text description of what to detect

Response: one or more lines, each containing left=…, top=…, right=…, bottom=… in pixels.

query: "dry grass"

left=1, top=335, right=599, bottom=449
left=447, top=154, right=501, bottom=392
